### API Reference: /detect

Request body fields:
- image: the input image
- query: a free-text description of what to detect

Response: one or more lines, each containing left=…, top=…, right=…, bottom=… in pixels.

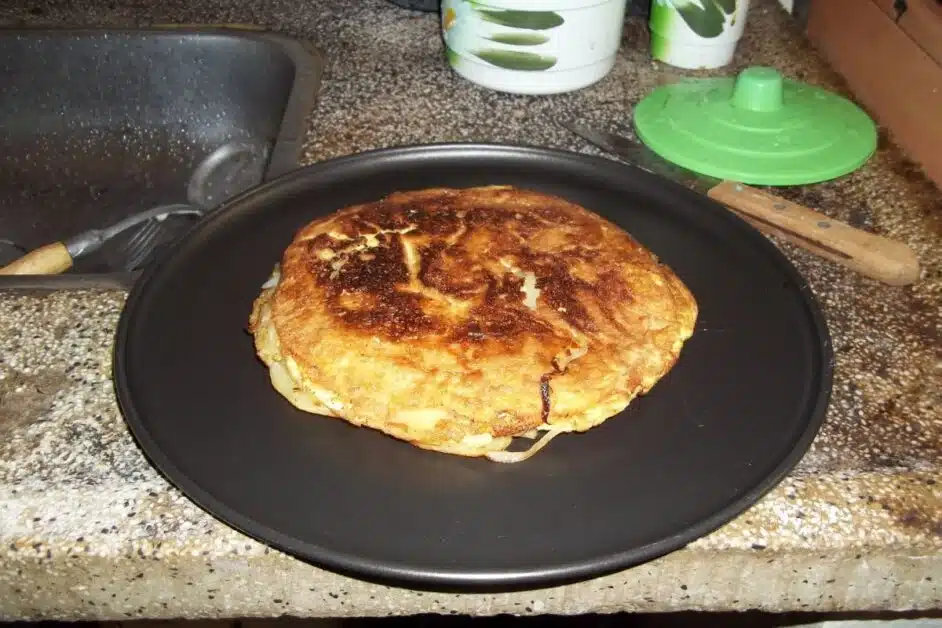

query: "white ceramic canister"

left=649, top=0, right=751, bottom=69
left=441, top=0, right=628, bottom=95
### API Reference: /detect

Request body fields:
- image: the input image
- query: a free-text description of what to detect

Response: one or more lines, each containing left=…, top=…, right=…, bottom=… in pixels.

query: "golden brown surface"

left=248, top=186, right=698, bottom=461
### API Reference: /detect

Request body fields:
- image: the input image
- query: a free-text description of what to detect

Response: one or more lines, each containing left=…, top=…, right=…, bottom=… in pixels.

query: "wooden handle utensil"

left=559, top=119, right=922, bottom=287
left=707, top=180, right=921, bottom=286
left=0, top=242, right=74, bottom=276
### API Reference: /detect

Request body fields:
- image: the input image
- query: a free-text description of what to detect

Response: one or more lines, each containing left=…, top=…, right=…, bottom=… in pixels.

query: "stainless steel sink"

left=0, top=27, right=324, bottom=289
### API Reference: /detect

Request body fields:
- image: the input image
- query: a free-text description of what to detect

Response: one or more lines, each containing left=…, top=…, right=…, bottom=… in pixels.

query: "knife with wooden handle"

left=560, top=120, right=921, bottom=286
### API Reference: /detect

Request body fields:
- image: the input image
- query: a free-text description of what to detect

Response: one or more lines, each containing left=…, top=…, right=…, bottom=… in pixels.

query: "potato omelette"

left=248, top=186, right=698, bottom=462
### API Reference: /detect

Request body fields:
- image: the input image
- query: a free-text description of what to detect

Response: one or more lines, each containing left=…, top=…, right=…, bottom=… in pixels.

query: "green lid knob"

left=732, top=66, right=784, bottom=113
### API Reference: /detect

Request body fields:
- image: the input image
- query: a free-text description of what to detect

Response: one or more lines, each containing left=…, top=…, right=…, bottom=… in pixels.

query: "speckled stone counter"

left=0, top=0, right=940, bottom=621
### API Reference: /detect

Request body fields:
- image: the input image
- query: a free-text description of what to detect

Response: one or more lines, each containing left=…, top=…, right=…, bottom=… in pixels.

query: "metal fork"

left=119, top=218, right=163, bottom=271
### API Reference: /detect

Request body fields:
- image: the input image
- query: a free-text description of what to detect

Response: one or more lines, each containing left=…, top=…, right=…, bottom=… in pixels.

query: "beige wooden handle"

left=0, top=242, right=74, bottom=276
left=707, top=180, right=921, bottom=286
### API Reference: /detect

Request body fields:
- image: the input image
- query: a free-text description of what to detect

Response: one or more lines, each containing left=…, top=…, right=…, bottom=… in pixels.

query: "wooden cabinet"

left=807, top=0, right=942, bottom=188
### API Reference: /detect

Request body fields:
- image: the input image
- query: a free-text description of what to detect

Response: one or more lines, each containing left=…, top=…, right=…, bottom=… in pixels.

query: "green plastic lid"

left=633, top=66, right=878, bottom=185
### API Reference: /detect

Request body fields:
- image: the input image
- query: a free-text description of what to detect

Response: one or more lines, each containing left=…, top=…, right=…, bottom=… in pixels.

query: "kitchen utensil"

left=113, top=143, right=831, bottom=590
left=0, top=203, right=203, bottom=276
left=649, top=0, right=751, bottom=69
left=442, top=0, right=627, bottom=94
left=633, top=66, right=878, bottom=185
left=120, top=219, right=164, bottom=271
left=560, top=120, right=920, bottom=286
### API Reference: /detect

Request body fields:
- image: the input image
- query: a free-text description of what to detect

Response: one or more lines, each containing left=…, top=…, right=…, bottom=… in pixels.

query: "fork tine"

left=122, top=219, right=163, bottom=270
left=130, top=221, right=161, bottom=266
left=124, top=220, right=158, bottom=255
left=123, top=220, right=154, bottom=252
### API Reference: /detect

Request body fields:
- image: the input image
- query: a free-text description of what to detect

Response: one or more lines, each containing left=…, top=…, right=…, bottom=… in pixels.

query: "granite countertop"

left=0, top=0, right=940, bottom=621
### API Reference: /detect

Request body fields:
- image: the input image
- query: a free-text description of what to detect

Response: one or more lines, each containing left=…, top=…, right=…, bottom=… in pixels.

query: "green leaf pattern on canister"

left=473, top=49, right=558, bottom=71
left=476, top=10, right=565, bottom=30
left=442, top=0, right=562, bottom=72
left=649, top=0, right=746, bottom=69
left=486, top=32, right=550, bottom=46
left=651, top=0, right=739, bottom=39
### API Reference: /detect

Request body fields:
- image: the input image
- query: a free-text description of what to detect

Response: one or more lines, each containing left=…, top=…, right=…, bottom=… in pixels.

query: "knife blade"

left=561, top=120, right=717, bottom=192
left=560, top=120, right=921, bottom=287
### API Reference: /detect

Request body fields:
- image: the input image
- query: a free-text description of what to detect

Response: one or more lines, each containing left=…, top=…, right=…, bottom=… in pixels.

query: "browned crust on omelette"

left=249, top=186, right=698, bottom=461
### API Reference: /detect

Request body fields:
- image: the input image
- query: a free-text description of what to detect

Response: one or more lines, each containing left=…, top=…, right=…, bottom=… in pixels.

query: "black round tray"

left=114, top=144, right=832, bottom=591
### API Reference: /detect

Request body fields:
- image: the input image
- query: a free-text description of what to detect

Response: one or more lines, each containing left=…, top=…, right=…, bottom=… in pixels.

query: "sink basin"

left=0, top=27, right=324, bottom=289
